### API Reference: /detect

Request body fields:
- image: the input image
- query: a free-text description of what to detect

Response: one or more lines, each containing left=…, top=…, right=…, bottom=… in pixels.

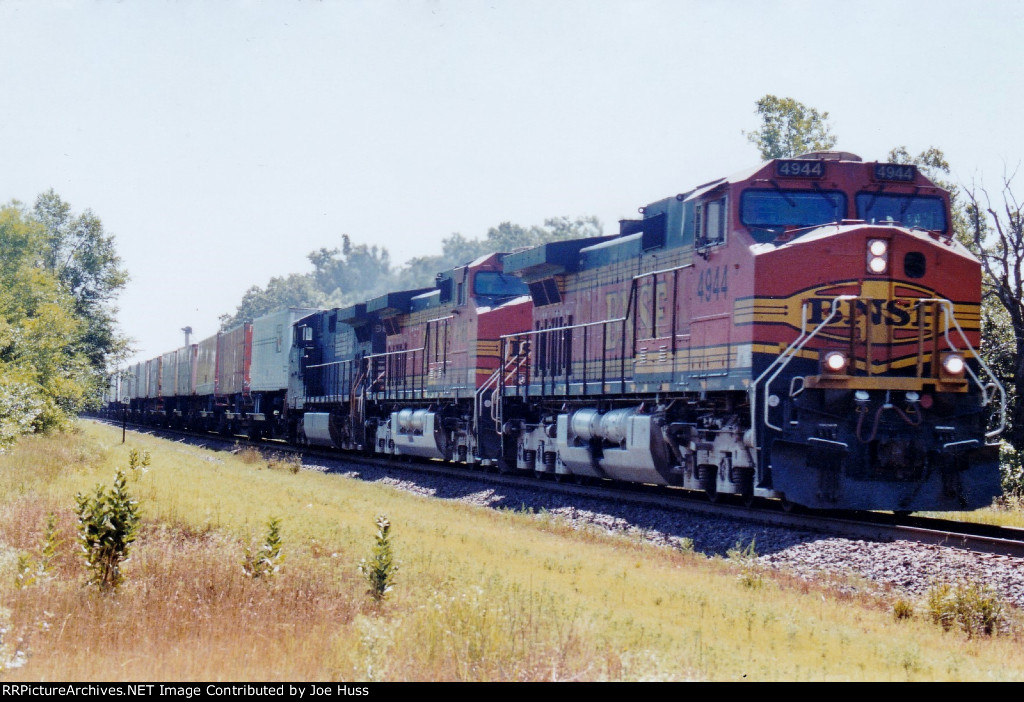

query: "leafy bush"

left=359, top=515, right=398, bottom=602
left=127, top=448, right=150, bottom=480
left=1000, top=441, right=1024, bottom=497
left=243, top=517, right=284, bottom=579
left=75, top=469, right=141, bottom=590
left=892, top=598, right=915, bottom=621
left=727, top=539, right=764, bottom=589
left=925, top=581, right=1005, bottom=637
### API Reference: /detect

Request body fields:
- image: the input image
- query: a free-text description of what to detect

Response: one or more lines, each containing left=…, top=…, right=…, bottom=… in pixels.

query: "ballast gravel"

left=322, top=456, right=1024, bottom=609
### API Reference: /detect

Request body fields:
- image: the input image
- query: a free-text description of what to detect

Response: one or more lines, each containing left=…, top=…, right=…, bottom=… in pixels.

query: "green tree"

left=311, top=235, right=394, bottom=309
left=395, top=216, right=604, bottom=290
left=0, top=202, right=97, bottom=443
left=32, top=191, right=130, bottom=374
left=745, top=95, right=838, bottom=161
left=221, top=217, right=604, bottom=321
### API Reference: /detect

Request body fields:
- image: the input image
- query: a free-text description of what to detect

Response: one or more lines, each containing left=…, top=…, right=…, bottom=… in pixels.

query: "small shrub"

left=892, top=598, right=915, bottom=621
left=13, top=554, right=37, bottom=590
left=127, top=448, right=151, bottom=480
left=243, top=517, right=284, bottom=579
left=268, top=452, right=303, bottom=474
left=727, top=539, right=757, bottom=561
left=75, top=469, right=141, bottom=591
left=235, top=444, right=264, bottom=465
left=13, top=513, right=60, bottom=590
left=1000, top=441, right=1024, bottom=498
left=727, top=539, right=764, bottom=589
left=39, top=512, right=59, bottom=575
left=926, top=580, right=1005, bottom=637
left=359, top=515, right=398, bottom=602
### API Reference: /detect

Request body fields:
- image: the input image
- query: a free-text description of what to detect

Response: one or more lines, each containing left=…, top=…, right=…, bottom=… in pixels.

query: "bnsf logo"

left=806, top=297, right=915, bottom=328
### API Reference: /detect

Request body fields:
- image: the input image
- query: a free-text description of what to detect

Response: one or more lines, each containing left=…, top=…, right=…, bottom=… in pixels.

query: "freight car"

left=110, top=151, right=1005, bottom=512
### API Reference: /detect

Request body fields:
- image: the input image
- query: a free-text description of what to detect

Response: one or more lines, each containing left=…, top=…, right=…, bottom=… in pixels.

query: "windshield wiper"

left=897, top=187, right=920, bottom=221
left=811, top=182, right=841, bottom=222
left=768, top=180, right=797, bottom=208
left=864, top=183, right=886, bottom=216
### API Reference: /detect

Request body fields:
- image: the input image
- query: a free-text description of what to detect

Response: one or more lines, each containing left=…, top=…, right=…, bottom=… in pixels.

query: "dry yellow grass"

left=0, top=421, right=1022, bottom=681
left=924, top=494, right=1024, bottom=528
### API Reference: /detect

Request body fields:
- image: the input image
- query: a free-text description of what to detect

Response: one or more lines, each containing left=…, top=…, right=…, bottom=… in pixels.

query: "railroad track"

left=90, top=416, right=1024, bottom=560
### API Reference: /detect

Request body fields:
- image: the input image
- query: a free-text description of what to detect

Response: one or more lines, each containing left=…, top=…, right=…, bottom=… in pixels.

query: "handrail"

left=473, top=347, right=529, bottom=436
left=748, top=295, right=1007, bottom=445
left=750, top=295, right=857, bottom=434
left=923, top=298, right=1007, bottom=439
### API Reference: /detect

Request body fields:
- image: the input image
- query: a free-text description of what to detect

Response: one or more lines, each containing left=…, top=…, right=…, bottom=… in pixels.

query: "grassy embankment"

left=0, top=420, right=1021, bottom=681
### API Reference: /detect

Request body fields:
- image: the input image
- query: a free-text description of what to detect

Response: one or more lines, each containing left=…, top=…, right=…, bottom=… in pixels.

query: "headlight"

left=867, top=238, right=889, bottom=274
left=941, top=353, right=965, bottom=377
left=822, top=350, right=848, bottom=373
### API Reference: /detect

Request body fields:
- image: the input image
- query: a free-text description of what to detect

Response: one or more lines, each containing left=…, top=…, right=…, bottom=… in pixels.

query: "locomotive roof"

left=502, top=234, right=614, bottom=279
left=366, top=287, right=433, bottom=317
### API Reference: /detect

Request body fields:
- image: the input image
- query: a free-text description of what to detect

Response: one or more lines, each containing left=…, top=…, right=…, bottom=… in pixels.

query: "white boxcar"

left=161, top=351, right=177, bottom=398
left=146, top=358, right=161, bottom=399
left=251, top=308, right=320, bottom=392
left=130, top=361, right=146, bottom=400
left=195, top=333, right=219, bottom=396
left=176, top=344, right=198, bottom=397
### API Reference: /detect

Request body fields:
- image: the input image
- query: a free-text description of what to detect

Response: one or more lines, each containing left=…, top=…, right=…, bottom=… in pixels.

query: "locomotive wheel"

left=698, top=465, right=717, bottom=502
left=739, top=472, right=755, bottom=508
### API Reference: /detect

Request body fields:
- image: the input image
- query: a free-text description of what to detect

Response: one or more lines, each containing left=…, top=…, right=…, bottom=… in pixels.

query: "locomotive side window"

left=740, top=189, right=847, bottom=241
left=855, top=193, right=947, bottom=233
left=528, top=278, right=561, bottom=307
left=697, top=197, right=727, bottom=247
left=473, top=271, right=530, bottom=298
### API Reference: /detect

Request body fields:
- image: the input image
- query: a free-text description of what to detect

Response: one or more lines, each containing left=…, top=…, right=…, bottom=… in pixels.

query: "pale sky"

left=1, top=0, right=1021, bottom=366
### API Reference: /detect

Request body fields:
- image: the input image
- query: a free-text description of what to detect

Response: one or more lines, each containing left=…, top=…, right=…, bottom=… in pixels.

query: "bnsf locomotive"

left=109, top=152, right=1006, bottom=512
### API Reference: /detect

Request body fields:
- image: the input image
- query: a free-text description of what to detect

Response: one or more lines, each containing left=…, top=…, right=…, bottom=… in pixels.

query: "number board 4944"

left=774, top=160, right=825, bottom=178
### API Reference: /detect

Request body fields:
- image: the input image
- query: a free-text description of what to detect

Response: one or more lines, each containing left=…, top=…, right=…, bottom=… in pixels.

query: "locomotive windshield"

left=739, top=189, right=847, bottom=241
left=473, top=271, right=530, bottom=298
left=855, top=193, right=947, bottom=233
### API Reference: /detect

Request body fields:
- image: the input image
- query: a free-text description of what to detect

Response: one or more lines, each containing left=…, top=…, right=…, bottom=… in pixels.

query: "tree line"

left=217, top=216, right=603, bottom=329
left=0, top=192, right=127, bottom=447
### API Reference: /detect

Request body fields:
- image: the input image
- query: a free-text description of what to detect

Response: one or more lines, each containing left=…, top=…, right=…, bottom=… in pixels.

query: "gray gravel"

left=314, top=455, right=1024, bottom=611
